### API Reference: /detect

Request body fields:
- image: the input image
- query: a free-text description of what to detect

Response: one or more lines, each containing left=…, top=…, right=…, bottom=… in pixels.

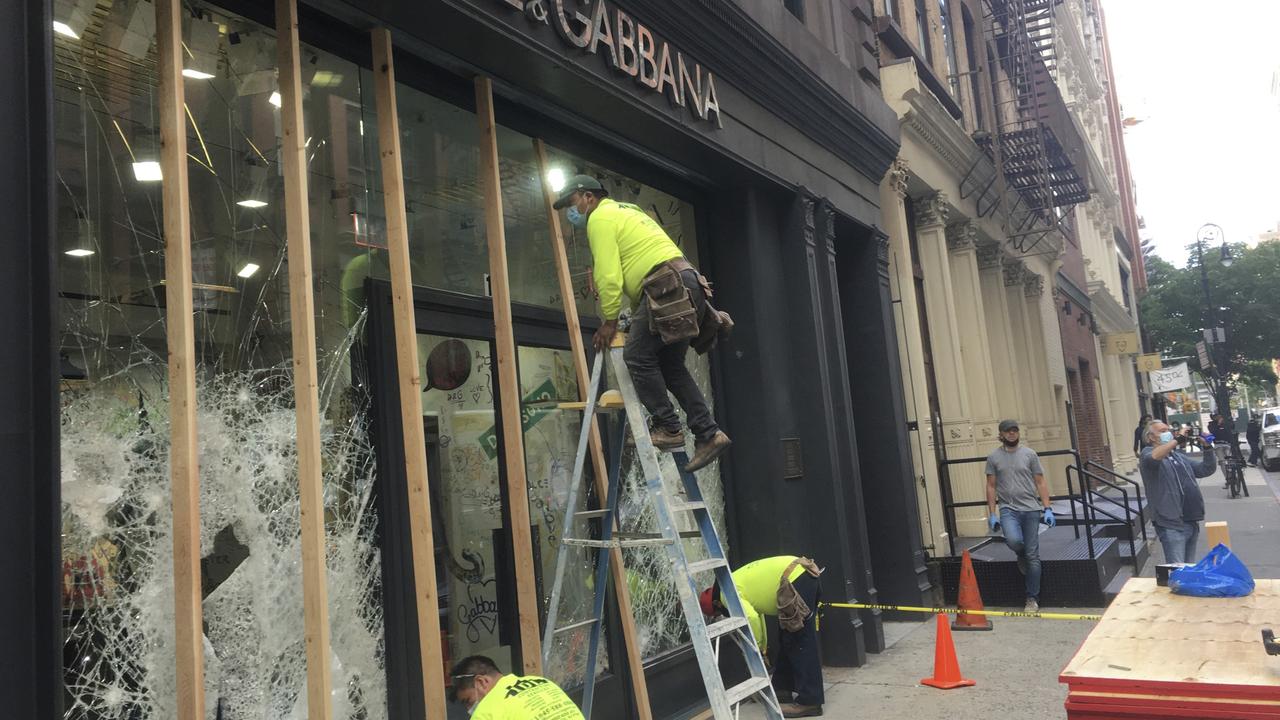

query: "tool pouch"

left=776, top=557, right=823, bottom=633
left=642, top=263, right=699, bottom=345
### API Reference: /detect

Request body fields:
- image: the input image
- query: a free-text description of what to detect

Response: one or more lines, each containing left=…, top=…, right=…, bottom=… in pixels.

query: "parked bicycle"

left=1223, top=454, right=1249, bottom=499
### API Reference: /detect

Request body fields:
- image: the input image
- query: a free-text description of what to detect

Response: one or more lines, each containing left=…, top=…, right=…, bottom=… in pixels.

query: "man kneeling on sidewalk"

left=986, top=419, right=1055, bottom=613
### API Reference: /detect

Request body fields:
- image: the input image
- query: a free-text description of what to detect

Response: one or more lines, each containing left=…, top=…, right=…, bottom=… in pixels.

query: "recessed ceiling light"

left=52, top=21, right=79, bottom=39
left=65, top=248, right=95, bottom=257
left=269, top=91, right=282, bottom=108
left=547, top=168, right=567, bottom=193
left=182, top=68, right=215, bottom=80
left=132, top=161, right=162, bottom=182
left=312, top=71, right=344, bottom=87
left=236, top=199, right=268, bottom=208
left=237, top=263, right=261, bottom=279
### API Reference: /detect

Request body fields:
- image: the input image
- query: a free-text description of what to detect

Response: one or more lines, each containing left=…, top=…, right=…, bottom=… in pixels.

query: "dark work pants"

left=773, top=573, right=824, bottom=706
left=624, top=268, right=718, bottom=442
left=1249, top=440, right=1261, bottom=465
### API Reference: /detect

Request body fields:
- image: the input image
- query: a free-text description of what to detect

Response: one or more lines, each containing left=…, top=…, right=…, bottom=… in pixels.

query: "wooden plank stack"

left=1060, top=578, right=1280, bottom=718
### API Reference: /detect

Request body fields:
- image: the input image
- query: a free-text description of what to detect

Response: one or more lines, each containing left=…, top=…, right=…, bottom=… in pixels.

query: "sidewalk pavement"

left=735, top=456, right=1280, bottom=719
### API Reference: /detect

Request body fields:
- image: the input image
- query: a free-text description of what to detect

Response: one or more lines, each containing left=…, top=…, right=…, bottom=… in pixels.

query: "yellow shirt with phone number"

left=470, top=674, right=584, bottom=720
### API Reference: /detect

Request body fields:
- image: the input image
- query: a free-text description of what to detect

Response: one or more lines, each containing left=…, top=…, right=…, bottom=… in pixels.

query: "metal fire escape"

left=976, top=0, right=1089, bottom=253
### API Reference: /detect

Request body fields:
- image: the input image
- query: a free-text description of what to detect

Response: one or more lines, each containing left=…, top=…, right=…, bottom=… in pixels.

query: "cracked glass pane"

left=57, top=2, right=386, bottom=718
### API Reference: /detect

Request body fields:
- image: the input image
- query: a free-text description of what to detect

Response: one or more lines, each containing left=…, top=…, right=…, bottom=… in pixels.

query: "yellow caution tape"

left=819, top=601, right=1102, bottom=621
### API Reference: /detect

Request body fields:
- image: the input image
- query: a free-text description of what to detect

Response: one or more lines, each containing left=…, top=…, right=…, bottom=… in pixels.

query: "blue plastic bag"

left=1170, top=543, right=1255, bottom=597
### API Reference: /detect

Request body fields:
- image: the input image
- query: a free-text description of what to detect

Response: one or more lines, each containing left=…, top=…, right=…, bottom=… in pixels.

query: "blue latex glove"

left=1043, top=508, right=1056, bottom=527
left=988, top=513, right=1001, bottom=532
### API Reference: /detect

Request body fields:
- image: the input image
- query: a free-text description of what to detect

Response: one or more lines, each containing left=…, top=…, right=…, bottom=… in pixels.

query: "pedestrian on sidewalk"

left=1134, top=414, right=1153, bottom=455
left=985, top=419, right=1054, bottom=614
left=1247, top=413, right=1262, bottom=467
left=554, top=175, right=732, bottom=472
left=1139, top=421, right=1215, bottom=564
left=700, top=555, right=825, bottom=718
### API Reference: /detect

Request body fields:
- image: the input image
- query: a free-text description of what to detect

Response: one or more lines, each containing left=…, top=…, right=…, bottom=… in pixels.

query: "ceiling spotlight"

left=64, top=248, right=95, bottom=257
left=269, top=91, right=282, bottom=108
left=132, top=161, right=162, bottom=182
left=311, top=70, right=344, bottom=87
left=236, top=199, right=268, bottom=209
left=182, top=68, right=216, bottom=80
left=547, top=168, right=567, bottom=193
left=237, top=263, right=261, bottom=279
left=52, top=21, right=79, bottom=39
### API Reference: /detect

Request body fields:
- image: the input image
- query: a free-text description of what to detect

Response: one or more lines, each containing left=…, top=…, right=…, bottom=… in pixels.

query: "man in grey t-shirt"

left=985, top=419, right=1054, bottom=613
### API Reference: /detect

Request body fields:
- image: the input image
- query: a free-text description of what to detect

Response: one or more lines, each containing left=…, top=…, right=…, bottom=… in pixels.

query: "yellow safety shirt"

left=586, top=198, right=684, bottom=320
left=470, top=674, right=585, bottom=720
left=718, top=555, right=808, bottom=655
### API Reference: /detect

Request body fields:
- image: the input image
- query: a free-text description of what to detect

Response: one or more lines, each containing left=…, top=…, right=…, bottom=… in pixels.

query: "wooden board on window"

left=275, top=1, right=334, bottom=717
left=474, top=75, right=543, bottom=675
left=370, top=28, right=448, bottom=715
left=533, top=138, right=654, bottom=720
left=154, top=1, right=206, bottom=718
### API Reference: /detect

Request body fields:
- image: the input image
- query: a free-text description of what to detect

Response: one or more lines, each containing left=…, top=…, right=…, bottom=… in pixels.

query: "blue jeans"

left=1155, top=523, right=1200, bottom=565
left=1000, top=508, right=1042, bottom=600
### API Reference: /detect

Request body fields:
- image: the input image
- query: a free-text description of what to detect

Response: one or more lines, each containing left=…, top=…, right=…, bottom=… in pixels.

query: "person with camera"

left=1139, top=420, right=1216, bottom=564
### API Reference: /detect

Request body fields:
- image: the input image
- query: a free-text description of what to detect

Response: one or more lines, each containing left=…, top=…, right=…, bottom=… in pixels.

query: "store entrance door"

left=364, top=281, right=630, bottom=719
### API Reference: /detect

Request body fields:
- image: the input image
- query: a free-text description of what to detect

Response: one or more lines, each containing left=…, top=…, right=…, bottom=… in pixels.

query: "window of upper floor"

left=785, top=0, right=805, bottom=22
left=915, top=0, right=934, bottom=64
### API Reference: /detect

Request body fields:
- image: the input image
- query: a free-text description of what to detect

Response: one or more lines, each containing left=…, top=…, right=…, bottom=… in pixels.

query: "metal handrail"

left=1074, top=466, right=1140, bottom=567
left=1084, top=460, right=1148, bottom=542
left=940, top=448, right=1084, bottom=555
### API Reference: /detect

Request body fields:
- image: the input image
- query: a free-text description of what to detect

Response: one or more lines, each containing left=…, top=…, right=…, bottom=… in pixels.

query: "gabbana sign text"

left=495, top=0, right=723, bottom=127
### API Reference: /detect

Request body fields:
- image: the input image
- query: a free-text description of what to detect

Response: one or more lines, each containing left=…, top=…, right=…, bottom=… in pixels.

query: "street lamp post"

left=1195, top=222, right=1240, bottom=461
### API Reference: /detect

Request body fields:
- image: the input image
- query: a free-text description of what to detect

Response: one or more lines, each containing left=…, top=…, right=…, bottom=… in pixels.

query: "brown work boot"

left=683, top=431, right=732, bottom=472
left=647, top=427, right=687, bottom=450
left=780, top=703, right=823, bottom=718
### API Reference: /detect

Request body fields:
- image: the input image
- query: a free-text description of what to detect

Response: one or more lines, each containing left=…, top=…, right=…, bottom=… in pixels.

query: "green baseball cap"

left=552, top=174, right=608, bottom=209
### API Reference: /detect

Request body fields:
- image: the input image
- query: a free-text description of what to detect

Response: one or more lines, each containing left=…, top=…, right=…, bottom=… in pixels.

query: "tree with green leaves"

left=1140, top=240, right=1280, bottom=408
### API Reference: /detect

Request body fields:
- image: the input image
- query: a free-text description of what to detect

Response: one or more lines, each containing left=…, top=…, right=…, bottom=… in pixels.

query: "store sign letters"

left=495, top=0, right=723, bottom=127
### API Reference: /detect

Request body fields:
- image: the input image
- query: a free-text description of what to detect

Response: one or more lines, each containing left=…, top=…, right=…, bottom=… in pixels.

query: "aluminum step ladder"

left=539, top=337, right=783, bottom=720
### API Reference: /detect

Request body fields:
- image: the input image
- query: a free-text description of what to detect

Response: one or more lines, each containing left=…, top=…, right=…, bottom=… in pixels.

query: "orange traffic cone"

left=921, top=613, right=976, bottom=690
left=952, top=549, right=993, bottom=631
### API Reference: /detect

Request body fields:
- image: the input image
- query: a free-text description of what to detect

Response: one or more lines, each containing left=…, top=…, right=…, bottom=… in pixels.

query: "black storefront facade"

left=4, top=1, right=930, bottom=718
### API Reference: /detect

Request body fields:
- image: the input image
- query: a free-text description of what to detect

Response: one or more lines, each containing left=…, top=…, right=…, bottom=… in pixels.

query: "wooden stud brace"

left=370, top=28, right=449, bottom=716
left=155, top=0, right=205, bottom=717
left=533, top=138, right=654, bottom=720
left=275, top=1, right=334, bottom=717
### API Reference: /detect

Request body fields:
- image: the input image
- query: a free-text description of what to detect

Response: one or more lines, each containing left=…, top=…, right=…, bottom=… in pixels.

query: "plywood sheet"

left=1061, top=579, right=1280, bottom=698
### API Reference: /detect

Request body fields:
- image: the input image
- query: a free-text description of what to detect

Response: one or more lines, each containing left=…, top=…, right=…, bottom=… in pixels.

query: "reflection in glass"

left=516, top=345, right=607, bottom=688
left=418, top=334, right=517, bottom=700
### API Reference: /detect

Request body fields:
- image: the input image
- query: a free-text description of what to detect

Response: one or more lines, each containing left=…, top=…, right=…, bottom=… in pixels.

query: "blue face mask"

left=1159, top=431, right=1174, bottom=444
left=566, top=206, right=587, bottom=228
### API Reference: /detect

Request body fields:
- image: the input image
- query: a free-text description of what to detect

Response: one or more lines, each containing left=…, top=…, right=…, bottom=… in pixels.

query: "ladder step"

left=668, top=500, right=707, bottom=513
left=563, top=537, right=673, bottom=549
left=553, top=618, right=599, bottom=635
left=687, top=558, right=728, bottom=575
left=705, top=616, right=749, bottom=639
left=725, top=677, right=773, bottom=707
left=616, top=530, right=702, bottom=540
left=574, top=509, right=612, bottom=519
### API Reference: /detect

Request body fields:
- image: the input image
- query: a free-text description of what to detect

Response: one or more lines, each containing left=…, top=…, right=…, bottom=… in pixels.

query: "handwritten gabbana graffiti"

left=495, top=0, right=724, bottom=127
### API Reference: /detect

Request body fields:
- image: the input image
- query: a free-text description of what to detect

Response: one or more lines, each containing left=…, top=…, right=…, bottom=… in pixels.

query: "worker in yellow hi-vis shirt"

left=700, top=556, right=825, bottom=718
left=553, top=175, right=732, bottom=472
left=449, top=655, right=584, bottom=719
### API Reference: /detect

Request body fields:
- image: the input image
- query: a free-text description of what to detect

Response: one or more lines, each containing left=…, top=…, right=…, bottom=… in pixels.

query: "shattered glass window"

left=56, top=2, right=386, bottom=718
